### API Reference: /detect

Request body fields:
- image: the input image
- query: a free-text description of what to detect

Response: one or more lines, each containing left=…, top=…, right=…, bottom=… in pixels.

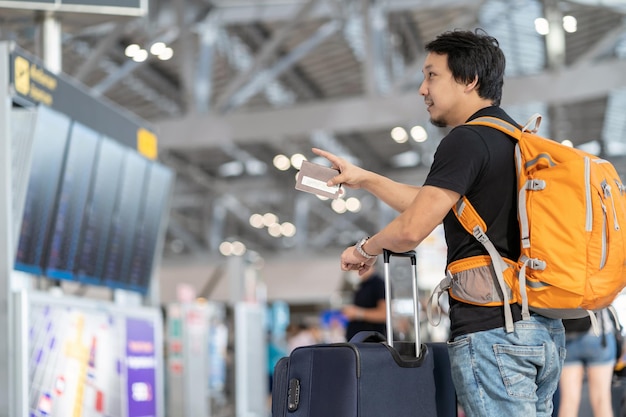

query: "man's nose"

left=418, top=81, right=427, bottom=96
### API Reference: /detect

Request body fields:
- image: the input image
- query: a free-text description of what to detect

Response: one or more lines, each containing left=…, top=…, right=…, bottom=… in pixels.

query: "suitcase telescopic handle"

left=383, top=249, right=417, bottom=264
left=382, top=249, right=421, bottom=357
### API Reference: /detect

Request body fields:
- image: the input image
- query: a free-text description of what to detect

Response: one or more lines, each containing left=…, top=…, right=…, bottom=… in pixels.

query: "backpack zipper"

left=615, top=179, right=626, bottom=195
left=602, top=180, right=620, bottom=231
left=585, top=157, right=592, bottom=231
left=601, top=200, right=608, bottom=269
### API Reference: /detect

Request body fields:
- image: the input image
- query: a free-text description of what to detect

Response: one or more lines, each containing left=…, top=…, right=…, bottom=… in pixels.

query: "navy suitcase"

left=272, top=250, right=457, bottom=417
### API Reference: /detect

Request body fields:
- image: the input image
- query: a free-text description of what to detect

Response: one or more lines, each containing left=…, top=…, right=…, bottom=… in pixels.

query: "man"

left=343, top=266, right=387, bottom=341
left=313, top=29, right=565, bottom=417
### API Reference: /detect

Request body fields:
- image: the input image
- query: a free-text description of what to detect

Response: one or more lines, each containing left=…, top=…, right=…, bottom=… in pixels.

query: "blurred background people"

left=343, top=266, right=387, bottom=341
left=558, top=309, right=617, bottom=417
left=286, top=321, right=321, bottom=353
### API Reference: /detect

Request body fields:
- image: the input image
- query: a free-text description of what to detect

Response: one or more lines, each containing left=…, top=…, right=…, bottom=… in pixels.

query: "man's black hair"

left=425, top=29, right=505, bottom=106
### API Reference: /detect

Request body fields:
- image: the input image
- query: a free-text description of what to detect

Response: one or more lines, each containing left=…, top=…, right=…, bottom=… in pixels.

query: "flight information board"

left=14, top=104, right=173, bottom=293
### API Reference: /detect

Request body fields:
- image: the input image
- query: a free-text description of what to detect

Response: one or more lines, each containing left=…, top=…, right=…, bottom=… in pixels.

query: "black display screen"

left=45, top=122, right=99, bottom=280
left=74, top=137, right=125, bottom=285
left=126, top=163, right=173, bottom=292
left=15, top=106, right=70, bottom=275
left=101, top=151, right=148, bottom=289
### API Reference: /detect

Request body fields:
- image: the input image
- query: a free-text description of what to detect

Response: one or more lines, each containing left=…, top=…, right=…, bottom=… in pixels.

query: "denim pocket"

left=448, top=335, right=470, bottom=348
left=493, top=343, right=545, bottom=400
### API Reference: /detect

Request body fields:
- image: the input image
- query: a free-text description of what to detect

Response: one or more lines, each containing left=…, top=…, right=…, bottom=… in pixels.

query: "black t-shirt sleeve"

left=423, top=126, right=489, bottom=195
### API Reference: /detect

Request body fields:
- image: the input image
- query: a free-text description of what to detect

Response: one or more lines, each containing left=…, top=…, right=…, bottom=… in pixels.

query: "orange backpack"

left=431, top=114, right=626, bottom=332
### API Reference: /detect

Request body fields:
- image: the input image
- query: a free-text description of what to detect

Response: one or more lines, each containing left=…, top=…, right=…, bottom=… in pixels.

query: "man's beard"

left=430, top=117, right=447, bottom=128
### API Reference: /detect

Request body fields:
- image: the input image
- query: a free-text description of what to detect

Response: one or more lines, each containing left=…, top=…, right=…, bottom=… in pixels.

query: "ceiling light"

left=345, top=197, right=361, bottom=213
left=410, top=125, right=428, bottom=142
left=280, top=222, right=296, bottom=237
left=125, top=44, right=140, bottom=57
left=534, top=17, right=550, bottom=35
left=273, top=154, right=291, bottom=171
left=290, top=153, right=306, bottom=169
left=262, top=213, right=278, bottom=227
left=249, top=213, right=264, bottom=228
left=231, top=241, right=246, bottom=256
left=331, top=198, right=347, bottom=214
left=562, top=15, right=577, bottom=33
left=132, top=49, right=149, bottom=63
left=150, top=42, right=167, bottom=56
left=268, top=223, right=282, bottom=237
left=219, top=241, right=233, bottom=256
left=391, top=127, right=408, bottom=143
left=158, top=47, right=174, bottom=61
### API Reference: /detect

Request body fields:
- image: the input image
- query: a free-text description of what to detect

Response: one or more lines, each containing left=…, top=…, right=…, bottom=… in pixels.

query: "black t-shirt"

left=345, top=273, right=387, bottom=341
left=423, top=106, right=523, bottom=340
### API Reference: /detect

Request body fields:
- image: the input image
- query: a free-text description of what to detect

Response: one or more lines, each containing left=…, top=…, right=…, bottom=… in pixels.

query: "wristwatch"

left=355, top=237, right=376, bottom=259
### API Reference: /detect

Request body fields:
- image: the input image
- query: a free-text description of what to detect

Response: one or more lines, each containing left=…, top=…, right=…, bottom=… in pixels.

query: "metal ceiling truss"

left=3, top=0, right=626, bottom=261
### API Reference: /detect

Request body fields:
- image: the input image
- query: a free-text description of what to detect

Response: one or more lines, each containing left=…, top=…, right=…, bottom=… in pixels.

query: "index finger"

left=312, top=147, right=341, bottom=169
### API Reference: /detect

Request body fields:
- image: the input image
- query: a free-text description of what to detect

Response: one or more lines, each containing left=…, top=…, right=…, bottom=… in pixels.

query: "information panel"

left=27, top=293, right=162, bottom=417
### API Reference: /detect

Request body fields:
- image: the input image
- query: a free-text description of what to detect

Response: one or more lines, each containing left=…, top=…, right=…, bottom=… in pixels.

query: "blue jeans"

left=448, top=314, right=566, bottom=417
left=564, top=330, right=616, bottom=366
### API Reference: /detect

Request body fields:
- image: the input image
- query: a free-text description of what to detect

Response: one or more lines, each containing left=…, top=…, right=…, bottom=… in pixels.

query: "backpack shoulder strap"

left=453, top=197, right=488, bottom=235
left=466, top=116, right=523, bottom=141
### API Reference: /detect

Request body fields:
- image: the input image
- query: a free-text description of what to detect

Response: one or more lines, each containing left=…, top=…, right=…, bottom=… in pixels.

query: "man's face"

left=419, top=52, right=468, bottom=128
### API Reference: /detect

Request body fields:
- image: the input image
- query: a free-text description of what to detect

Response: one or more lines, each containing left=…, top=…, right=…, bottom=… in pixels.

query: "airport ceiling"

left=2, top=0, right=626, bottom=265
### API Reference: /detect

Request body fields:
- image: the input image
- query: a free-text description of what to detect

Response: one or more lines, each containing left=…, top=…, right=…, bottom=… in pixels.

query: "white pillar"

left=38, top=12, right=62, bottom=73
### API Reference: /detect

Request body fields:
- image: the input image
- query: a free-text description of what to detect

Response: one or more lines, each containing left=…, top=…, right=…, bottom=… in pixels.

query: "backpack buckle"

left=526, top=179, right=546, bottom=191
left=529, top=258, right=546, bottom=270
left=472, top=226, right=489, bottom=244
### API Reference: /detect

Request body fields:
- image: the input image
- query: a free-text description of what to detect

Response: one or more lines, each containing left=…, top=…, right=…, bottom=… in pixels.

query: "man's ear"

left=465, top=75, right=479, bottom=93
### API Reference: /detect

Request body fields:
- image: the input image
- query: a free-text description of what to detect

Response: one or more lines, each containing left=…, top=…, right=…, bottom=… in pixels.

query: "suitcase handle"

left=382, top=249, right=421, bottom=358
left=383, top=249, right=417, bottom=264
left=348, top=331, right=386, bottom=344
